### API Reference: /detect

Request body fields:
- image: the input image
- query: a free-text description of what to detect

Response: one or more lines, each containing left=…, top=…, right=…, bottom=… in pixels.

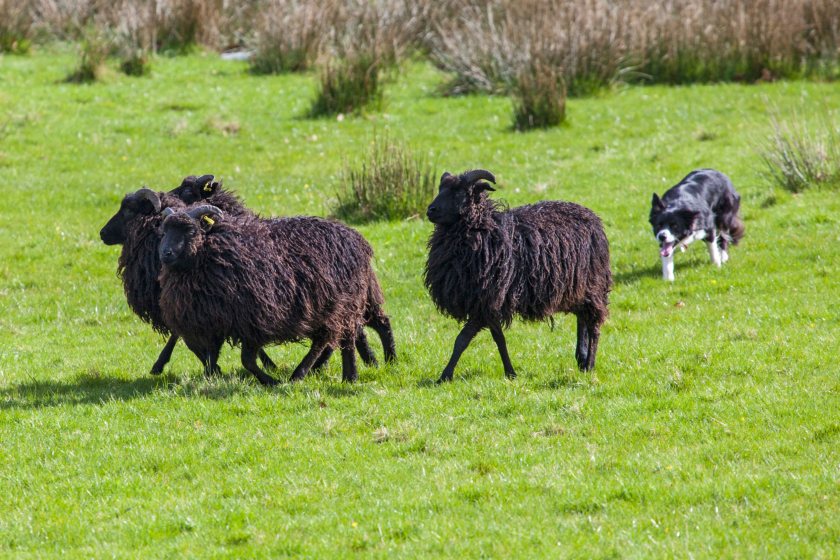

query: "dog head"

left=649, top=193, right=699, bottom=258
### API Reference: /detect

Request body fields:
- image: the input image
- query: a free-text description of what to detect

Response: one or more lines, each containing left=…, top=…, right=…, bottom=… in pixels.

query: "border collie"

left=649, top=169, right=744, bottom=281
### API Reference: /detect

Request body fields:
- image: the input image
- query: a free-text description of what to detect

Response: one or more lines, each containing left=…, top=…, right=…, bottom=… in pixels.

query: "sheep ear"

left=651, top=193, right=665, bottom=211
left=470, top=181, right=495, bottom=202
left=195, top=174, right=218, bottom=197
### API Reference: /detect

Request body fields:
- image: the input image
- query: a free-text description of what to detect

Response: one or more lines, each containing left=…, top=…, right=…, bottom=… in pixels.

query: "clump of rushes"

left=0, top=0, right=32, bottom=54
left=512, top=60, right=566, bottom=130
left=114, top=2, right=153, bottom=77
left=119, top=49, right=150, bottom=76
left=249, top=0, right=326, bottom=74
left=66, top=26, right=110, bottom=83
left=333, top=134, right=438, bottom=223
left=760, top=111, right=840, bottom=193
left=309, top=51, right=382, bottom=117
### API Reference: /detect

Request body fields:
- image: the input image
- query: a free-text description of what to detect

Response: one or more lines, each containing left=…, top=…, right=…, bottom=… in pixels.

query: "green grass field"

left=1, top=48, right=839, bottom=558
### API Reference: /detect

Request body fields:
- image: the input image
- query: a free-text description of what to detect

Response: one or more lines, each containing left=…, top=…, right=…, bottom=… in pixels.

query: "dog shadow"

left=613, top=260, right=704, bottom=285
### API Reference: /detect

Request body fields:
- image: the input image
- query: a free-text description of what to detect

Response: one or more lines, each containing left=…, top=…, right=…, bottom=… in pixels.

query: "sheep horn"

left=161, top=207, right=176, bottom=218
left=135, top=188, right=162, bottom=213
left=463, top=169, right=496, bottom=185
left=186, top=204, right=224, bottom=223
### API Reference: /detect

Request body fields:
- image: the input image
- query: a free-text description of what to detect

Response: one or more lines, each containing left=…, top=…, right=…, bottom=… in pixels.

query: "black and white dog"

left=649, top=169, right=744, bottom=281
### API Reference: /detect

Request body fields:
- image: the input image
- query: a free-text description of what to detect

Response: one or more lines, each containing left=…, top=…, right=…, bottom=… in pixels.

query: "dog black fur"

left=650, top=169, right=744, bottom=281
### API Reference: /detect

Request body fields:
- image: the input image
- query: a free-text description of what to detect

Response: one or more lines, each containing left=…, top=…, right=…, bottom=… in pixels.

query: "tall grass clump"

left=250, top=0, right=328, bottom=74
left=512, top=60, right=567, bottom=130
left=0, top=0, right=33, bottom=53
left=309, top=51, right=382, bottom=117
left=428, top=0, right=840, bottom=97
left=113, top=2, right=153, bottom=76
left=760, top=111, right=840, bottom=193
left=333, top=134, right=438, bottom=223
left=65, top=25, right=110, bottom=83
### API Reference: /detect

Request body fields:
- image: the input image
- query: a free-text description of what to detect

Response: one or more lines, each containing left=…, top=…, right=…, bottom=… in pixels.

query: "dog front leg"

left=661, top=253, right=675, bottom=281
left=707, top=231, right=722, bottom=267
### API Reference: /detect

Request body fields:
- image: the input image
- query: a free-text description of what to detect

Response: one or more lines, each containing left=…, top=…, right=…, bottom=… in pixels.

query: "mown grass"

left=0, top=48, right=839, bottom=557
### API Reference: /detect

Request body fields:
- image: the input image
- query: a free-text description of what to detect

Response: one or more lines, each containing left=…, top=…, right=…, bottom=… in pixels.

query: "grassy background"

left=1, top=49, right=839, bottom=557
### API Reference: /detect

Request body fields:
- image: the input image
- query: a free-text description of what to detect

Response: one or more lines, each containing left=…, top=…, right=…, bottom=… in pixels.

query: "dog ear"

left=651, top=193, right=665, bottom=211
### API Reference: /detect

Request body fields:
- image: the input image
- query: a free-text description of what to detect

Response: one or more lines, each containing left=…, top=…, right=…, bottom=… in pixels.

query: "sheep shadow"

left=0, top=372, right=167, bottom=411
left=0, top=367, right=289, bottom=410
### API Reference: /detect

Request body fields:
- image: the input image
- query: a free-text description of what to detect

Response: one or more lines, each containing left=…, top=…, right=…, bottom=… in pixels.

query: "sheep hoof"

left=435, top=374, right=453, bottom=384
left=149, top=363, right=165, bottom=375
left=505, top=370, right=517, bottom=380
left=256, top=374, right=279, bottom=386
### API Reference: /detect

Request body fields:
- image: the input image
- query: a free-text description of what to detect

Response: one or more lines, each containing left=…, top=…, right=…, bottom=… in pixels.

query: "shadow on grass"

left=0, top=371, right=168, bottom=410
left=0, top=367, right=296, bottom=409
left=414, top=367, right=500, bottom=388
left=613, top=259, right=703, bottom=285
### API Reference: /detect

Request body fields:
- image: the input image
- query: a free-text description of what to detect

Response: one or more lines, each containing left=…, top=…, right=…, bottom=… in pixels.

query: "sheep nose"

left=426, top=205, right=436, bottom=216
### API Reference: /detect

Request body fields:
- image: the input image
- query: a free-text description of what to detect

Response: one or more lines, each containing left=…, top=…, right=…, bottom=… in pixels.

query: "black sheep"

left=99, top=186, right=277, bottom=374
left=169, top=174, right=396, bottom=371
left=424, top=169, right=612, bottom=382
left=158, top=205, right=378, bottom=385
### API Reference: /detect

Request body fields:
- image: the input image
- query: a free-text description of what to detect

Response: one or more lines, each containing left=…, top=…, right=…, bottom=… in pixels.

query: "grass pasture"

left=1, top=49, right=839, bottom=557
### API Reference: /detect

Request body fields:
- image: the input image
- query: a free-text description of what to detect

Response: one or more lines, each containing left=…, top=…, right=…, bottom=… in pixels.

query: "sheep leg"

left=437, top=319, right=483, bottom=383
left=576, top=308, right=603, bottom=372
left=340, top=336, right=358, bottom=383
left=311, top=347, right=335, bottom=372
left=488, top=323, right=517, bottom=379
left=150, top=334, right=179, bottom=375
left=257, top=349, right=278, bottom=371
left=182, top=338, right=220, bottom=377
left=241, top=343, right=279, bottom=386
left=584, top=321, right=601, bottom=371
left=355, top=328, right=378, bottom=367
left=204, top=339, right=223, bottom=377
left=368, top=314, right=396, bottom=363
left=290, top=339, right=330, bottom=382
left=575, top=314, right=591, bottom=371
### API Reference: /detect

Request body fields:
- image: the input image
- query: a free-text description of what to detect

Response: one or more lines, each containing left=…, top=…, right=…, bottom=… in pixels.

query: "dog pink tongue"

left=660, top=243, right=674, bottom=257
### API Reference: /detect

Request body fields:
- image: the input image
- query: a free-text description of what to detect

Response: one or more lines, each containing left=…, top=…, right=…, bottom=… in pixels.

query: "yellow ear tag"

left=202, top=215, right=215, bottom=227
left=202, top=181, right=213, bottom=193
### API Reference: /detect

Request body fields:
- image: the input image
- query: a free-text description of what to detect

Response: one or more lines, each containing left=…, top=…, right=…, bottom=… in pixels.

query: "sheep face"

left=159, top=206, right=223, bottom=271
left=169, top=174, right=220, bottom=205
left=426, top=170, right=496, bottom=226
left=100, top=189, right=162, bottom=245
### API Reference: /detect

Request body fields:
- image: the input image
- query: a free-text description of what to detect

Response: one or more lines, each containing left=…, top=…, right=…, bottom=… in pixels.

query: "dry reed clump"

left=512, top=59, right=567, bottom=130
left=307, top=0, right=431, bottom=115
left=428, top=0, right=840, bottom=96
left=333, top=133, right=438, bottom=223
left=23, top=0, right=260, bottom=53
left=0, top=0, right=33, bottom=53
left=250, top=0, right=332, bottom=74
left=65, top=24, right=110, bottom=82
left=760, top=109, right=840, bottom=193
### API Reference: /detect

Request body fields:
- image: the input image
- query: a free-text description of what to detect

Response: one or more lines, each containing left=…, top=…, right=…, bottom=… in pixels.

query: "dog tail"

left=717, top=188, right=745, bottom=245
left=728, top=215, right=745, bottom=245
